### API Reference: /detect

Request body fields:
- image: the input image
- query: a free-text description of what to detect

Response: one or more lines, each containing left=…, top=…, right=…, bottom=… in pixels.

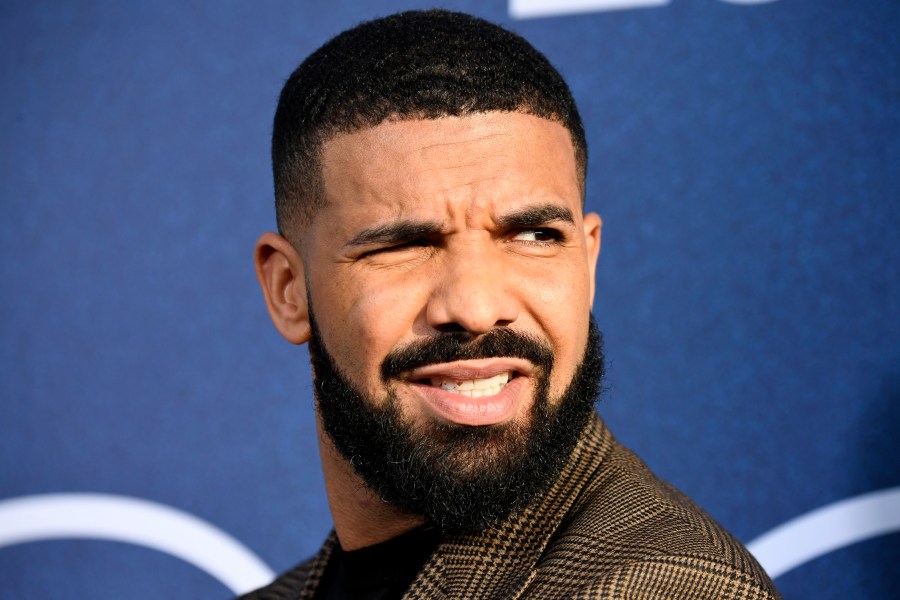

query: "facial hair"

left=308, top=310, right=605, bottom=534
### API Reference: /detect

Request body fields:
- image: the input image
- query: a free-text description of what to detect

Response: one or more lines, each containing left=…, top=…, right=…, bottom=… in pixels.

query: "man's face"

left=299, top=112, right=602, bottom=528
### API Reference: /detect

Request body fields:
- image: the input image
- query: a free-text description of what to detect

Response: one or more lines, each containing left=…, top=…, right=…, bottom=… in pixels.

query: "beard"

left=308, top=310, right=604, bottom=534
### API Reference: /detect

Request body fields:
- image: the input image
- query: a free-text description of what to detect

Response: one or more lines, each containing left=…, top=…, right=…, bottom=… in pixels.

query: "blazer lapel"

left=296, top=531, right=338, bottom=599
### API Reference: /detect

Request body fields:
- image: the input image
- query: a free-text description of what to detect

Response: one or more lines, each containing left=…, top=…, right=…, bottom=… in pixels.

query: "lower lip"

left=408, top=376, right=528, bottom=426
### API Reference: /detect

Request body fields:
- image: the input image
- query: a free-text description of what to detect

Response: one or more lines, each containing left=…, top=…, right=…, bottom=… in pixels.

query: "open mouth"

left=417, top=371, right=514, bottom=398
left=405, top=362, right=529, bottom=425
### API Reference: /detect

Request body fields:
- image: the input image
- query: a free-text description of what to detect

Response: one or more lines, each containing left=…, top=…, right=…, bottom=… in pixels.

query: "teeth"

left=431, top=372, right=511, bottom=397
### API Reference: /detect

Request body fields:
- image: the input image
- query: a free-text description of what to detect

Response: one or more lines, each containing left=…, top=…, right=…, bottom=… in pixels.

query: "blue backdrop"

left=2, top=1, right=898, bottom=598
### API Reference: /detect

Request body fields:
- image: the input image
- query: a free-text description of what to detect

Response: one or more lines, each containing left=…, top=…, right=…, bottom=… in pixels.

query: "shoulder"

left=236, top=532, right=336, bottom=600
left=236, top=557, right=317, bottom=600
left=529, top=432, right=781, bottom=599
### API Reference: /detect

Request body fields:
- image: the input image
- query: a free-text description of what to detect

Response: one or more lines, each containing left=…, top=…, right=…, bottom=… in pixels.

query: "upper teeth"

left=432, top=372, right=511, bottom=397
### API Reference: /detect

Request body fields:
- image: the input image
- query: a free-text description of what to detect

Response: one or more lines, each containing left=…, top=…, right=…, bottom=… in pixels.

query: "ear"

left=582, top=212, right=602, bottom=307
left=254, top=232, right=311, bottom=344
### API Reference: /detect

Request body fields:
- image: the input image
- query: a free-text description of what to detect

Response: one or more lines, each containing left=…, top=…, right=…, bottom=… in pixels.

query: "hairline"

left=278, top=108, right=587, bottom=246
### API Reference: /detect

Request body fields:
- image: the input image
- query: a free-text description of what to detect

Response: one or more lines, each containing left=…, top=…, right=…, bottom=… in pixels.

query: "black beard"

left=308, top=311, right=604, bottom=534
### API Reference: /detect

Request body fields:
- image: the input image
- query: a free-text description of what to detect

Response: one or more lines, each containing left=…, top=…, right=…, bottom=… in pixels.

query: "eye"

left=358, top=238, right=434, bottom=259
left=388, top=239, right=432, bottom=251
left=511, top=228, right=562, bottom=243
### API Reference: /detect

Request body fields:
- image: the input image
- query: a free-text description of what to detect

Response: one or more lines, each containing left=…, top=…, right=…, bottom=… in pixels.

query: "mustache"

left=380, top=328, right=554, bottom=380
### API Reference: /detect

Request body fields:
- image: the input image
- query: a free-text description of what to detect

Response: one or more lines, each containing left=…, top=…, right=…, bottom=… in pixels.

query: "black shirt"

left=315, top=528, right=441, bottom=600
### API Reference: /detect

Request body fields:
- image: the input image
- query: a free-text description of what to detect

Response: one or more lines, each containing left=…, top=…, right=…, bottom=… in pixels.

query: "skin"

left=255, top=111, right=602, bottom=550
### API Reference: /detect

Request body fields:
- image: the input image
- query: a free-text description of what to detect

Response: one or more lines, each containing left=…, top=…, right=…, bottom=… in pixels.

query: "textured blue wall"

left=2, top=1, right=898, bottom=598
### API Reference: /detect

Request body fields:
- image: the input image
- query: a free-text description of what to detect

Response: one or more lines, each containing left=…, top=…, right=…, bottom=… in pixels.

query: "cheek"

left=515, top=254, right=592, bottom=323
left=514, top=260, right=592, bottom=396
left=313, top=270, right=431, bottom=391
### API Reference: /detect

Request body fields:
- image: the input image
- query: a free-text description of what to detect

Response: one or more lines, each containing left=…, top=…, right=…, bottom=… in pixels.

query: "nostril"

left=433, top=320, right=515, bottom=335
left=434, top=322, right=468, bottom=334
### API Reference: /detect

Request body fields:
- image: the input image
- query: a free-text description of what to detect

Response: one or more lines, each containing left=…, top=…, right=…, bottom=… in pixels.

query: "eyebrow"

left=344, top=203, right=575, bottom=249
left=496, top=204, right=575, bottom=229
left=344, top=220, right=444, bottom=249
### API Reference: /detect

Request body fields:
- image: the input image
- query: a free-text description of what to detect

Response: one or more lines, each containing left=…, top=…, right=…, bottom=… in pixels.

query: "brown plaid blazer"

left=242, top=415, right=781, bottom=599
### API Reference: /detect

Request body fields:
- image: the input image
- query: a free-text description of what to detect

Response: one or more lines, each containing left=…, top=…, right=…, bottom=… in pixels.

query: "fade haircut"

left=272, top=9, right=587, bottom=241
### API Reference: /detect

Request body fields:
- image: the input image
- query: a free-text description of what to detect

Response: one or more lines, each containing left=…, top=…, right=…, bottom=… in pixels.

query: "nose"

left=425, top=244, right=520, bottom=335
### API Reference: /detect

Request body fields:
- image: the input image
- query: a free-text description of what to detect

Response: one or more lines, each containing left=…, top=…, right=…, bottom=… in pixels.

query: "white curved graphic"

left=0, top=493, right=274, bottom=594
left=509, top=0, right=781, bottom=19
left=510, top=0, right=669, bottom=19
left=747, top=486, right=900, bottom=579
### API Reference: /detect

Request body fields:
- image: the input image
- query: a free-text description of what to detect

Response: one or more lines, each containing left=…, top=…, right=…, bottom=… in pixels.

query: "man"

left=246, top=9, right=780, bottom=599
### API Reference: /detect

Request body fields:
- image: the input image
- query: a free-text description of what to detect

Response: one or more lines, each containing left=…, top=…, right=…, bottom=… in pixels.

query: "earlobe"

left=254, top=232, right=311, bottom=344
left=583, top=213, right=602, bottom=306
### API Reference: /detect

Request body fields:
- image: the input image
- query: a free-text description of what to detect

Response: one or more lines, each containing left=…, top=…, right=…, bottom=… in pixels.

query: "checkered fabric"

left=241, top=415, right=781, bottom=599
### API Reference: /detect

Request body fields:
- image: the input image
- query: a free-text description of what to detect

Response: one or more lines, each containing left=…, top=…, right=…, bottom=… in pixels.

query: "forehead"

left=314, top=112, right=581, bottom=234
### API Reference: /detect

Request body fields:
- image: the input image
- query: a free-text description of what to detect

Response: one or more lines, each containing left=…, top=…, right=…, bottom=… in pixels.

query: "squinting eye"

left=359, top=239, right=433, bottom=259
left=513, top=229, right=559, bottom=243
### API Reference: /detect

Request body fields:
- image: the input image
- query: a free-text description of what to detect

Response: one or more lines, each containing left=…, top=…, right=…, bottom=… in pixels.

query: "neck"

left=316, top=418, right=426, bottom=551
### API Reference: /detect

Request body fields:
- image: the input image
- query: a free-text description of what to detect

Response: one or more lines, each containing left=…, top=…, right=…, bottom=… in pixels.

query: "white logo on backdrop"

left=0, top=494, right=274, bottom=594
left=509, top=0, right=780, bottom=19
left=0, top=487, right=898, bottom=586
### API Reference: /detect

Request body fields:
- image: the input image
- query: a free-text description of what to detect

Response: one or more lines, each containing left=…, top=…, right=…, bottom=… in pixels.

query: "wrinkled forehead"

left=315, top=112, right=582, bottom=228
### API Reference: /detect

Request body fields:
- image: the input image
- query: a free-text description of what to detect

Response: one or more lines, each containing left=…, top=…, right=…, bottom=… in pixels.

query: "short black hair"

left=272, top=9, right=587, bottom=240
